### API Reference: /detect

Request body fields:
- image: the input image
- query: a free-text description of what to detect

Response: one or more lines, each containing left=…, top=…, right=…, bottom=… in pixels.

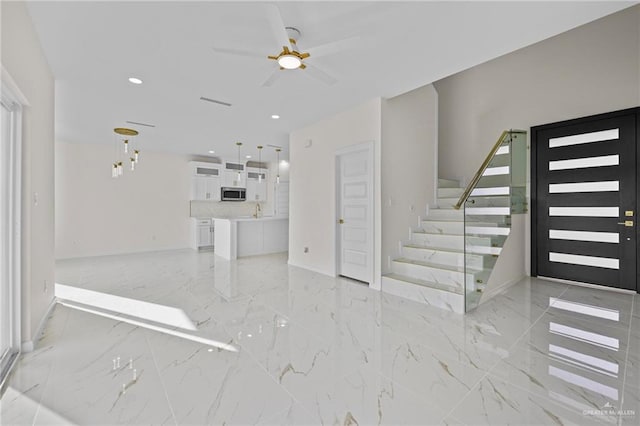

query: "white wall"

left=1, top=1, right=56, bottom=347
left=381, top=84, right=438, bottom=274
left=436, top=5, right=640, bottom=184
left=435, top=5, right=640, bottom=280
left=289, top=99, right=382, bottom=288
left=56, top=142, right=192, bottom=258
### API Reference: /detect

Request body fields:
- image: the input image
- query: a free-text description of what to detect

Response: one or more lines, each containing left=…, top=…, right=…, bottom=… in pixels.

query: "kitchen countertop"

left=211, top=216, right=288, bottom=222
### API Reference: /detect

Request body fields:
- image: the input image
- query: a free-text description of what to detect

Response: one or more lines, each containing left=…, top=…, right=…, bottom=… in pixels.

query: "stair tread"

left=413, top=229, right=464, bottom=237
left=404, top=244, right=492, bottom=256
left=384, top=273, right=464, bottom=295
left=393, top=257, right=485, bottom=273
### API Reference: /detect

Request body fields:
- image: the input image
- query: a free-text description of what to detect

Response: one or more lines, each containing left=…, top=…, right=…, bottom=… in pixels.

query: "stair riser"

left=466, top=215, right=510, bottom=225
left=475, top=175, right=510, bottom=188
left=438, top=178, right=460, bottom=188
left=411, top=233, right=463, bottom=250
left=426, top=209, right=464, bottom=221
left=464, top=196, right=510, bottom=208
left=437, top=188, right=464, bottom=198
left=421, top=220, right=464, bottom=235
left=421, top=221, right=510, bottom=236
left=437, top=197, right=459, bottom=209
left=382, top=276, right=464, bottom=313
left=402, top=246, right=487, bottom=269
left=488, top=154, right=510, bottom=167
left=465, top=207, right=511, bottom=216
left=391, top=261, right=474, bottom=289
left=411, top=233, right=493, bottom=250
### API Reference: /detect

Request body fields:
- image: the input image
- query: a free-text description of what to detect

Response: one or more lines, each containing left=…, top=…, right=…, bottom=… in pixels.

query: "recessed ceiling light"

left=271, top=115, right=280, bottom=119
left=128, top=77, right=143, bottom=85
left=245, top=155, right=252, bottom=159
left=208, top=150, right=215, bottom=154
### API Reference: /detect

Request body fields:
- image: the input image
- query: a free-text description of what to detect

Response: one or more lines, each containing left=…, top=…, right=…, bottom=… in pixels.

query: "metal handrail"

left=453, top=129, right=527, bottom=210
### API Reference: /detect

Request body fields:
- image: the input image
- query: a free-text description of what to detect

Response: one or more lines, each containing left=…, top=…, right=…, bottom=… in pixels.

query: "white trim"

left=21, top=298, right=57, bottom=353
left=335, top=141, right=375, bottom=285
left=1, top=65, right=30, bottom=106
left=479, top=275, right=524, bottom=302
left=287, top=260, right=335, bottom=278
left=1, top=73, right=24, bottom=373
left=537, top=276, right=636, bottom=294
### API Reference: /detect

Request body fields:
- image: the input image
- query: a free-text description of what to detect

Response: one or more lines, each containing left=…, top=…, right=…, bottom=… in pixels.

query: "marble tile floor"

left=1, top=249, right=639, bottom=425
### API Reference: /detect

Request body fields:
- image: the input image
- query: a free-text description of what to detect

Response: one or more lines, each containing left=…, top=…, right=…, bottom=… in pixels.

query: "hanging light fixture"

left=275, top=148, right=281, bottom=185
left=257, top=145, right=263, bottom=183
left=236, top=142, right=243, bottom=184
left=112, top=127, right=140, bottom=178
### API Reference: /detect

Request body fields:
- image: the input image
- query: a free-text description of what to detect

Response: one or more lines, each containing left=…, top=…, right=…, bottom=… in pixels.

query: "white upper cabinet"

left=189, top=161, right=221, bottom=201
left=222, top=162, right=245, bottom=188
left=245, top=167, right=268, bottom=202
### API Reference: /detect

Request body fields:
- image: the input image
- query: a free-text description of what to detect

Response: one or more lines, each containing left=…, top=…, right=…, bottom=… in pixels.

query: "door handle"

left=338, top=219, right=344, bottom=224
left=617, top=221, right=634, bottom=227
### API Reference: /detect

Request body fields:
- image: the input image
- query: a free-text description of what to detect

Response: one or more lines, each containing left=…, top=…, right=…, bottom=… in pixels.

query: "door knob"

left=617, top=221, right=634, bottom=227
left=338, top=219, right=344, bottom=224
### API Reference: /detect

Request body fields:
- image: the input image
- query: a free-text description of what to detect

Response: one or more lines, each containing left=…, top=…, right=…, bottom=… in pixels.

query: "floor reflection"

left=0, top=251, right=637, bottom=425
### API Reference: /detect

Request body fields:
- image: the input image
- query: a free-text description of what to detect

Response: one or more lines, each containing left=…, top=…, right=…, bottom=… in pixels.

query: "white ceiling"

left=27, top=1, right=636, bottom=161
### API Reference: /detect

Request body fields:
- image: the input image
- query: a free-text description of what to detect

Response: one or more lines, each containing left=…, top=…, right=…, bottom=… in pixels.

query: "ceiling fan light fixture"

left=278, top=54, right=302, bottom=69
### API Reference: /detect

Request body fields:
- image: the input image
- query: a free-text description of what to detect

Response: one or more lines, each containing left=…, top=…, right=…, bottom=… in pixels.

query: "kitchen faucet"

left=253, top=202, right=261, bottom=218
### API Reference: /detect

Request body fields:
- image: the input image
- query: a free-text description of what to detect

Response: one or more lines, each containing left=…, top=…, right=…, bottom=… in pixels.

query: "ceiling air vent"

left=200, top=97, right=232, bottom=107
left=126, top=120, right=156, bottom=128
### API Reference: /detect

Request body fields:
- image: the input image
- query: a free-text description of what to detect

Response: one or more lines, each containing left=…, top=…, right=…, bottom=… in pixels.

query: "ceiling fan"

left=212, top=4, right=360, bottom=87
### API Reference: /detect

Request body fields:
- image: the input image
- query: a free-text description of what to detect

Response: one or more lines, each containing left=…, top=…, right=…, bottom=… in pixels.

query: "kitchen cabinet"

left=192, top=218, right=214, bottom=249
left=245, top=171, right=268, bottom=202
left=189, top=161, right=221, bottom=201
left=214, top=217, right=288, bottom=260
left=192, top=176, right=220, bottom=201
left=222, top=162, right=245, bottom=188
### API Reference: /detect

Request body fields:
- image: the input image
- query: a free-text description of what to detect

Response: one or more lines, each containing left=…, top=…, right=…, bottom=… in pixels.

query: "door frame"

left=1, top=66, right=25, bottom=389
left=530, top=106, right=640, bottom=293
left=335, top=141, right=375, bottom=284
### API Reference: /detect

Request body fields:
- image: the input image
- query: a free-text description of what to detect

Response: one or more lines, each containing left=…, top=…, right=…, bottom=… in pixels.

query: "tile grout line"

left=144, top=331, right=179, bottom=426
left=618, top=294, right=635, bottom=426
left=440, top=283, right=571, bottom=422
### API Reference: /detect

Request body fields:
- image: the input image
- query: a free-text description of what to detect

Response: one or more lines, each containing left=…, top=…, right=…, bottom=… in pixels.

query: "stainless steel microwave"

left=221, top=187, right=246, bottom=201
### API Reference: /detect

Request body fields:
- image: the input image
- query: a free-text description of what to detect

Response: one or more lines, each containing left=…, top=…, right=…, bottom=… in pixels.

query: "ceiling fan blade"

left=306, top=36, right=361, bottom=59
left=212, top=47, right=264, bottom=59
left=265, top=4, right=292, bottom=51
left=304, top=64, right=337, bottom=86
left=261, top=69, right=282, bottom=87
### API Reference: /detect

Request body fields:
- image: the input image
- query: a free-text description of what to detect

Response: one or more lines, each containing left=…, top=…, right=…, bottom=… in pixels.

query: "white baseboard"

left=480, top=275, right=524, bottom=303
left=21, top=297, right=57, bottom=353
left=287, top=260, right=335, bottom=278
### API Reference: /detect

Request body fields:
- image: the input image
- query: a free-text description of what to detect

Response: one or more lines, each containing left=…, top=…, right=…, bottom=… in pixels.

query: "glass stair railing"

left=454, top=130, right=527, bottom=312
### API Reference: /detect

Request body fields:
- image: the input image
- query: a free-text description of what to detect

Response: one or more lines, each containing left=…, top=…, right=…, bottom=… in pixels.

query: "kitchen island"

left=213, top=216, right=288, bottom=260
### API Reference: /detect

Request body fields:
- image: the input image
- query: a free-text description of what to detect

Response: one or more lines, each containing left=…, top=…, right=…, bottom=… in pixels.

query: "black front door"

left=532, top=108, right=638, bottom=292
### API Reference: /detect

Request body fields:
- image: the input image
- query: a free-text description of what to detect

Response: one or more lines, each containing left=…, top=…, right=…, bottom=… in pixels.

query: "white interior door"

left=336, top=143, right=373, bottom=284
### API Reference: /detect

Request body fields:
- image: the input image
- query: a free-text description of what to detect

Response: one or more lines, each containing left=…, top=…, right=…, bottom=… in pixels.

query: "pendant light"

left=112, top=128, right=141, bottom=178
left=236, top=142, right=243, bottom=184
left=257, top=145, right=263, bottom=183
left=275, top=148, right=281, bottom=185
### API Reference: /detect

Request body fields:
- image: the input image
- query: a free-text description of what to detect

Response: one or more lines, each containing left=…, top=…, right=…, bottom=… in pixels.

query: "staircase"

left=381, top=130, right=526, bottom=313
